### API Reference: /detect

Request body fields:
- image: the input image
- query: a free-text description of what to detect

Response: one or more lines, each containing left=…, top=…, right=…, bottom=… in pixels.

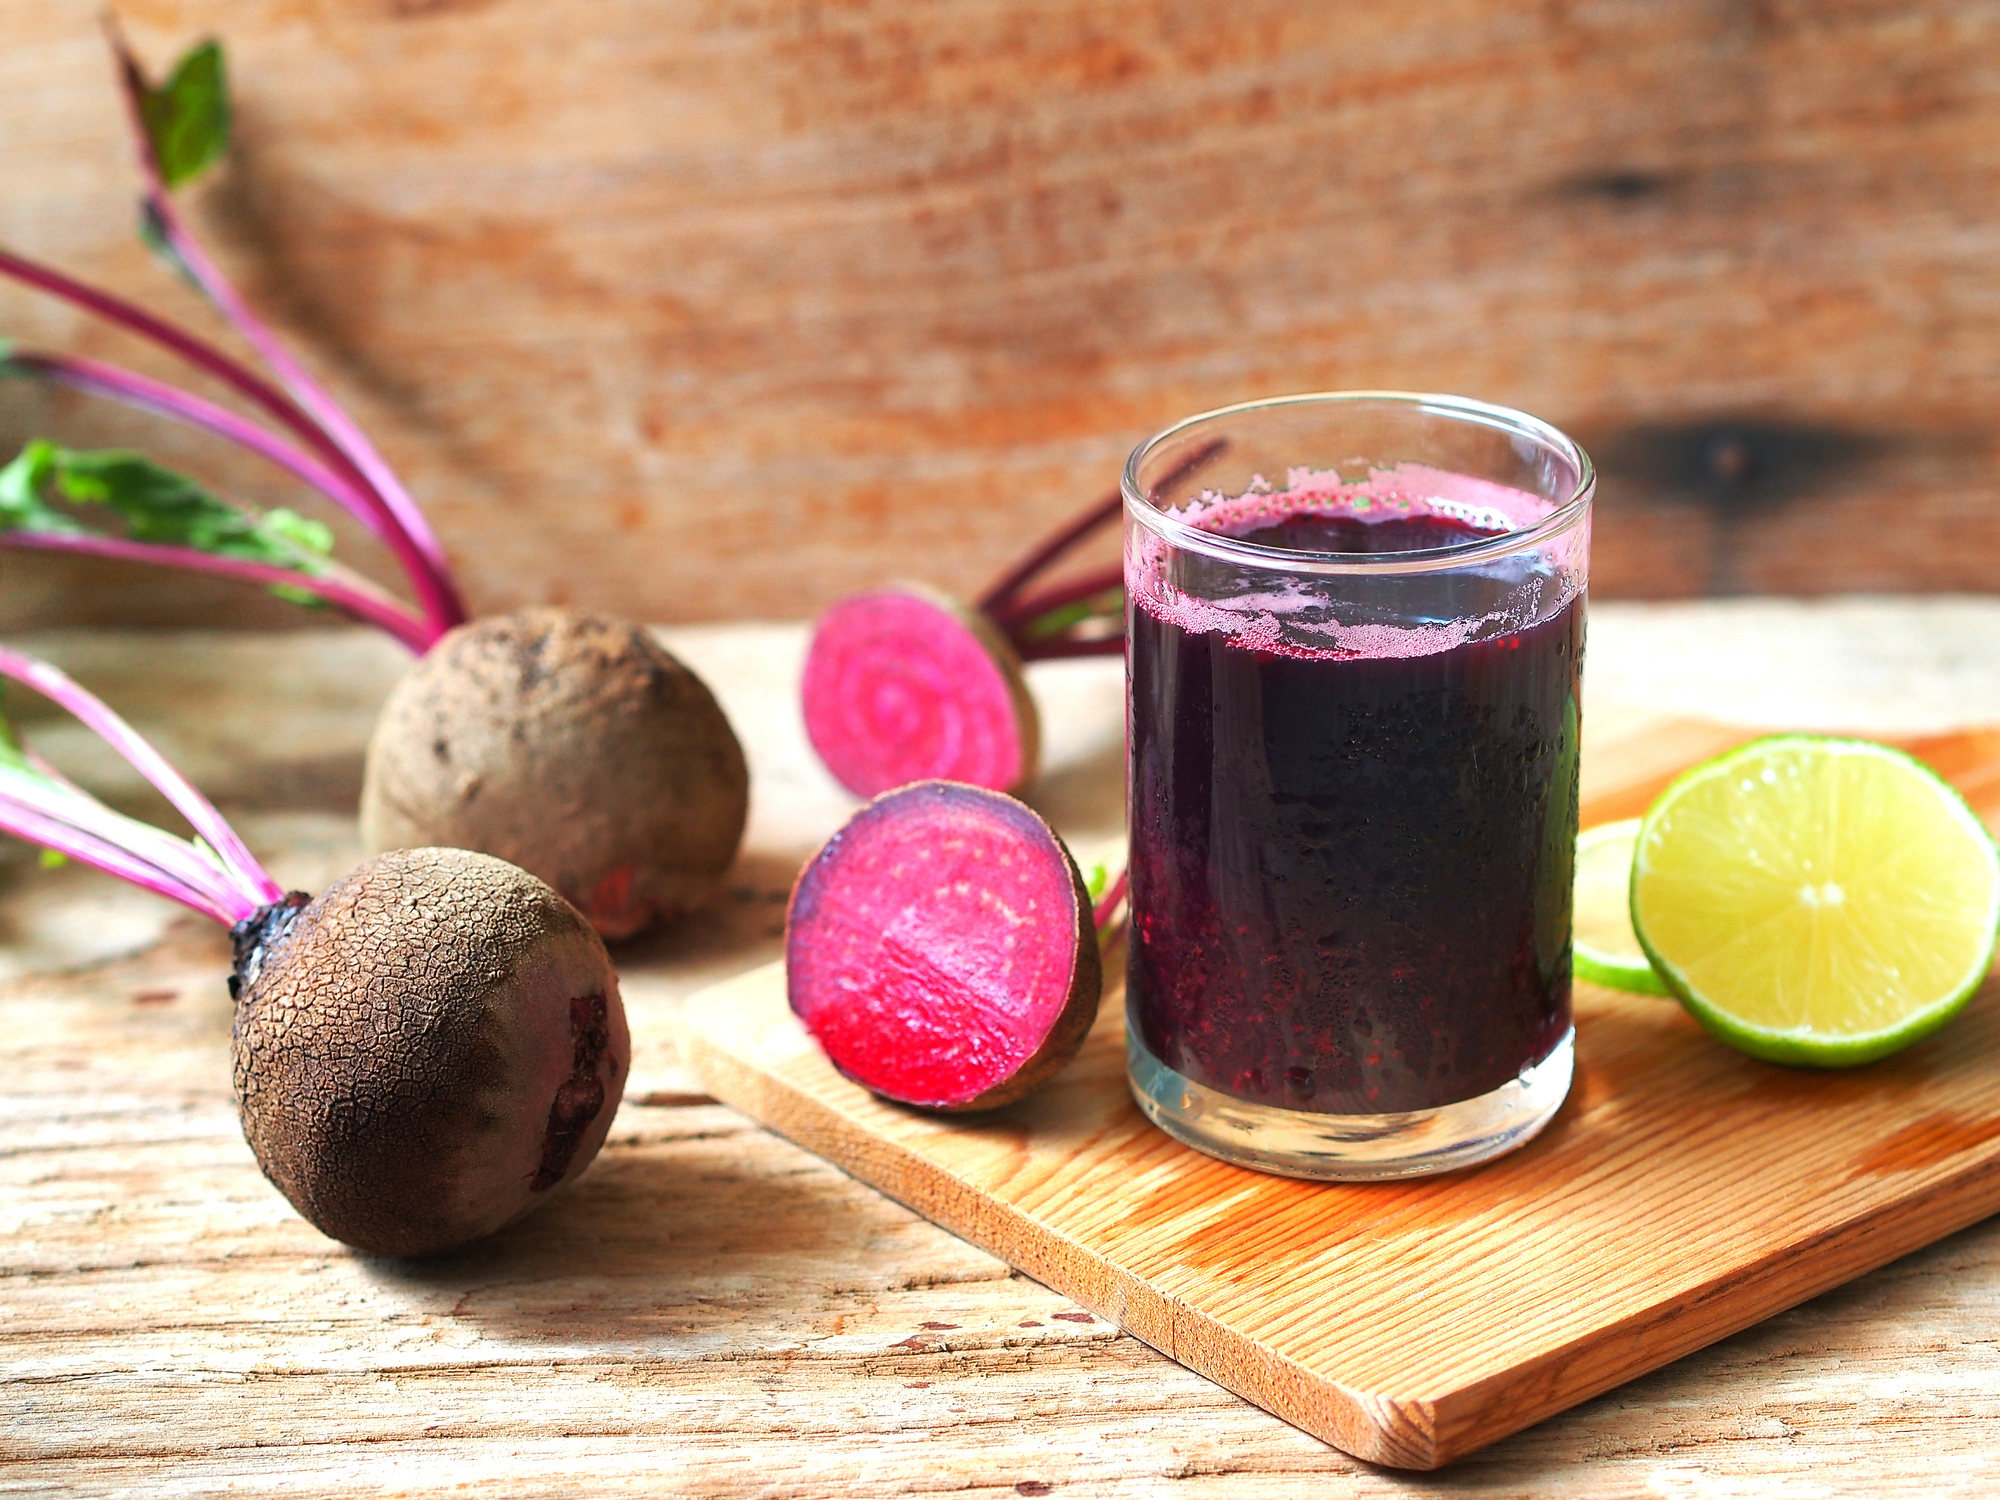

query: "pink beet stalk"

left=1, top=347, right=451, bottom=647
left=4, top=348, right=399, bottom=549
left=139, top=222, right=462, bottom=628
left=0, top=247, right=330, bottom=449
left=0, top=647, right=280, bottom=902
left=975, top=490, right=1122, bottom=619
left=986, top=439, right=1228, bottom=658
left=0, top=794, right=242, bottom=920
left=0, top=251, right=392, bottom=542
left=0, top=30, right=469, bottom=647
left=104, top=29, right=465, bottom=634
left=0, top=244, right=461, bottom=645
left=1007, top=635, right=1124, bottom=661
left=0, top=532, right=435, bottom=652
left=1092, top=867, right=1128, bottom=932
left=0, top=646, right=281, bottom=923
left=977, top=438, right=1228, bottom=621
left=991, top=563, right=1124, bottom=661
left=989, top=563, right=1123, bottom=634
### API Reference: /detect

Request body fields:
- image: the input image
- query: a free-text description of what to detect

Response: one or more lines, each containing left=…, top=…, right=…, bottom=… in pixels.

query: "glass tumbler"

left=1123, top=392, right=1594, bottom=1179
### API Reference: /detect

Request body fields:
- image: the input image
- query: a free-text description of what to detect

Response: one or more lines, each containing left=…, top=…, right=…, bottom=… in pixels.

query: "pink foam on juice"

left=1127, top=463, right=1578, bottom=662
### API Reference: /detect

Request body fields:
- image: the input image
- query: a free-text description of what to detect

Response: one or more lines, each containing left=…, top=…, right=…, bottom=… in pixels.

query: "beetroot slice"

left=786, top=780, right=1101, bottom=1112
left=802, top=585, right=1039, bottom=799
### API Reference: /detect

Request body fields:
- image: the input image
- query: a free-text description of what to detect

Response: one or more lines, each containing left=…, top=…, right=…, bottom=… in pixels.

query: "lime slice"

left=1631, top=735, right=2000, bottom=1067
left=1574, top=819, right=1669, bottom=995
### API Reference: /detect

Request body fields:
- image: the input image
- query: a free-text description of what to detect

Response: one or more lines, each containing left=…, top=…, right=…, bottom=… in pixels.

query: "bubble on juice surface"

left=1126, top=465, right=1583, bottom=663
left=1177, top=463, right=1558, bottom=541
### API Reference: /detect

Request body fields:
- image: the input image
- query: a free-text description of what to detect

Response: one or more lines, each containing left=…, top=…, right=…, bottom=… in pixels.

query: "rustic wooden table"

left=6, top=601, right=2000, bottom=1497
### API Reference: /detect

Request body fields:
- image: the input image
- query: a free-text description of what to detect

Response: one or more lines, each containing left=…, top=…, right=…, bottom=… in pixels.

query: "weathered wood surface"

left=3, top=1, right=2000, bottom=631
left=7, top=604, right=2000, bottom=1494
left=683, top=709, right=2000, bottom=1469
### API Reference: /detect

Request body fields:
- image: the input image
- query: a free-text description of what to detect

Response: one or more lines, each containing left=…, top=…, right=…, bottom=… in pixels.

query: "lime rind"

left=1574, top=946, right=1669, bottom=996
left=1572, top=818, right=1671, bottom=996
left=1630, top=734, right=2000, bottom=1068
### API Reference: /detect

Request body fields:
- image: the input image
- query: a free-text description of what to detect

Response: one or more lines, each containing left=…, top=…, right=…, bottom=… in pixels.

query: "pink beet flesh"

left=802, top=589, right=1026, bottom=797
left=787, top=782, right=1087, bottom=1109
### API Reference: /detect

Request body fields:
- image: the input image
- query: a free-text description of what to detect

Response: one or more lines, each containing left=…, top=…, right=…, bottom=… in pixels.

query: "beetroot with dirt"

left=0, top=646, right=628, bottom=1257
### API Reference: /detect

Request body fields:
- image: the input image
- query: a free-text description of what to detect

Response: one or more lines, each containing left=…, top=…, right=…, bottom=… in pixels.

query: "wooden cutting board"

left=681, top=711, right=2000, bottom=1470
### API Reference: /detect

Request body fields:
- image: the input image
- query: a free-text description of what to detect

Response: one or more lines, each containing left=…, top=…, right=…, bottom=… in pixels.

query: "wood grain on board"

left=2, top=0, right=1999, bottom=633
left=683, top=711, right=2000, bottom=1469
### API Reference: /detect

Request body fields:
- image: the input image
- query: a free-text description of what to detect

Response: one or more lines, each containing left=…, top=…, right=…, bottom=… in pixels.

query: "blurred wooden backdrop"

left=1, top=0, right=1996, bottom=629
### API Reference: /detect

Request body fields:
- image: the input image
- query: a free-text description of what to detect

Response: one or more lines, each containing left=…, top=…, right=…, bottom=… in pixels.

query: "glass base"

left=1125, top=1026, right=1574, bottom=1181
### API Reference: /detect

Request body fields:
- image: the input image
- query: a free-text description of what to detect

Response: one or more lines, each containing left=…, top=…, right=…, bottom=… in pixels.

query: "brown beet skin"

left=360, top=608, right=748, bottom=940
left=230, top=847, right=630, bottom=1257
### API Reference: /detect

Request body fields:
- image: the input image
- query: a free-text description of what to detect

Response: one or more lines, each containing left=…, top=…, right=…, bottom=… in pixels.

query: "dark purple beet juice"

left=1123, top=396, right=1592, bottom=1180
left=1128, top=506, right=1583, bottom=1119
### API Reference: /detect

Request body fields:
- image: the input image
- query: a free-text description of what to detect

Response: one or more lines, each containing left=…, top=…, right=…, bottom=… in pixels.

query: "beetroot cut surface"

left=801, top=585, right=1038, bottom=798
left=786, top=780, right=1101, bottom=1111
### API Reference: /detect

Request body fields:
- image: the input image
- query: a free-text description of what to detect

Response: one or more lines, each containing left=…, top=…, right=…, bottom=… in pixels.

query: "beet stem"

left=0, top=788, right=245, bottom=922
left=991, top=562, right=1123, bottom=633
left=975, top=438, right=1229, bottom=619
left=3, top=347, right=420, bottom=570
left=0, top=250, right=431, bottom=597
left=1092, top=868, right=1128, bottom=931
left=975, top=490, right=1120, bottom=619
left=103, top=27, right=467, bottom=636
left=1014, top=635, right=1125, bottom=662
left=0, top=646, right=281, bottom=910
left=0, top=532, right=435, bottom=652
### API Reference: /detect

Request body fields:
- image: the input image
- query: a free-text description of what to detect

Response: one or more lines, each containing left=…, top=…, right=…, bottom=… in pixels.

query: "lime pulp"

left=1630, top=735, right=2000, bottom=1067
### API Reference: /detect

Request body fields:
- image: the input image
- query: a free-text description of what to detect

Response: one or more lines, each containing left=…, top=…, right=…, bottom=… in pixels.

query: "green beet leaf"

left=0, top=442, right=84, bottom=536
left=0, top=692, right=27, bottom=771
left=139, top=40, right=231, bottom=191
left=1024, top=587, right=1124, bottom=641
left=0, top=440, right=331, bottom=574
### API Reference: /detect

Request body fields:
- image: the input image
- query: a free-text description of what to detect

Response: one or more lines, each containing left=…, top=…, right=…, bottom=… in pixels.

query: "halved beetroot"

left=785, top=781, right=1101, bottom=1111
left=801, top=585, right=1038, bottom=799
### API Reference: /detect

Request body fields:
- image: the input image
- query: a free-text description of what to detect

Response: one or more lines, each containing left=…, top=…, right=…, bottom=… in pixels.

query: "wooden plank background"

left=2, top=0, right=1998, bottom=631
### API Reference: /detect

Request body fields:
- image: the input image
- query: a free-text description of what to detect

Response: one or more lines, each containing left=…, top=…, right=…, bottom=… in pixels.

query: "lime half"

left=1631, top=735, right=2000, bottom=1067
left=1574, top=819, right=1670, bottom=995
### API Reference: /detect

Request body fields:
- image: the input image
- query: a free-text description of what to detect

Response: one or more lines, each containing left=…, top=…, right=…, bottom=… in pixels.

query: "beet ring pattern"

left=801, top=585, right=1040, bottom=798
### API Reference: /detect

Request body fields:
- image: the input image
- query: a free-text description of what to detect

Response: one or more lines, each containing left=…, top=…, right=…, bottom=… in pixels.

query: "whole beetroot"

left=0, top=648, right=629, bottom=1258
left=360, top=609, right=749, bottom=940
left=232, top=847, right=629, bottom=1257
